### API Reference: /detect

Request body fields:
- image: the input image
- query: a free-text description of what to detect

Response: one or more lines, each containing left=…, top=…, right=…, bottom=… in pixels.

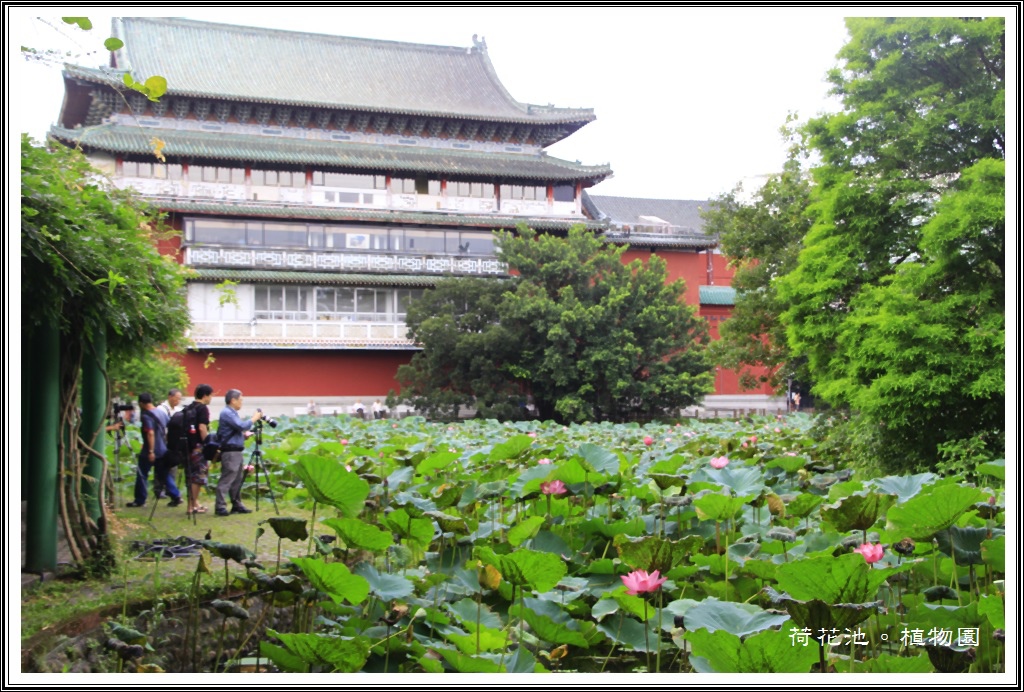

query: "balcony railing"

left=188, top=319, right=417, bottom=350
left=116, top=177, right=580, bottom=218
left=185, top=246, right=507, bottom=276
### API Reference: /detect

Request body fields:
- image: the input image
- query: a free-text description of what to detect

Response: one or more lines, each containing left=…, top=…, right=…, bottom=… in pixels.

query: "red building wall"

left=181, top=349, right=412, bottom=397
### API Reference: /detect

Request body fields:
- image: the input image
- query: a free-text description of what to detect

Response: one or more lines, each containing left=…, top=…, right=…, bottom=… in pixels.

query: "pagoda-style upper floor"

left=58, top=17, right=600, bottom=148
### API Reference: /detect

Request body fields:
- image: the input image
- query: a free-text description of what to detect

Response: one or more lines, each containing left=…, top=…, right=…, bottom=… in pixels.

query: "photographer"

left=186, top=384, right=214, bottom=515
left=127, top=393, right=182, bottom=508
left=215, top=389, right=262, bottom=517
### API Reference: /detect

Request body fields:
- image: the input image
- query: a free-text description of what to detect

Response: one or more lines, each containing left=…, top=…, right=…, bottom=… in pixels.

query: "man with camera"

left=215, top=389, right=262, bottom=516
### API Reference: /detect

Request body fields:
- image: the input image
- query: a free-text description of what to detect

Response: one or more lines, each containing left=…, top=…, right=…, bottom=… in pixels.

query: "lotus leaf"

left=934, top=525, right=998, bottom=565
left=683, top=597, right=790, bottom=637
left=576, top=443, right=621, bottom=474
left=291, top=456, right=370, bottom=517
left=820, top=492, right=895, bottom=533
left=266, top=630, right=370, bottom=672
left=321, top=517, right=393, bottom=551
left=353, top=562, right=414, bottom=600
left=686, top=627, right=818, bottom=673
left=886, top=483, right=988, bottom=540
left=292, top=557, right=370, bottom=605
left=211, top=599, right=250, bottom=619
left=263, top=516, right=308, bottom=542
left=613, top=534, right=700, bottom=574
left=981, top=535, right=1004, bottom=573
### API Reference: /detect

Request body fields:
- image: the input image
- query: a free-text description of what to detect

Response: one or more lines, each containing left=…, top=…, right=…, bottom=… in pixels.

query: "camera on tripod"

left=109, top=400, right=135, bottom=427
left=255, top=408, right=278, bottom=428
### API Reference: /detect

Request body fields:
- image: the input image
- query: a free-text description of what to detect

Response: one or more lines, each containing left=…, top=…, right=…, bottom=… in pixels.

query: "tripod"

left=110, top=419, right=134, bottom=482
left=247, top=422, right=279, bottom=515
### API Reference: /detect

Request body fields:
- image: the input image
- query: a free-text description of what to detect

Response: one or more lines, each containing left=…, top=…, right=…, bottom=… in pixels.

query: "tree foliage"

left=396, top=226, right=714, bottom=423
left=702, top=156, right=813, bottom=390
left=774, top=17, right=1005, bottom=471
left=21, top=135, right=191, bottom=568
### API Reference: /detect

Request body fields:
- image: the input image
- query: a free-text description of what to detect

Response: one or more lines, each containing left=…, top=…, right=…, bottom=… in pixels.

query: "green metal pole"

left=81, top=330, right=107, bottom=521
left=26, top=323, right=60, bottom=573
left=22, top=330, right=31, bottom=499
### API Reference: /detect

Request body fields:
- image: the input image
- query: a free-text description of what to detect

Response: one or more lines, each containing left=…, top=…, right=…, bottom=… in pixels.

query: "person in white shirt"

left=351, top=400, right=365, bottom=419
left=372, top=400, right=384, bottom=420
left=154, top=388, right=183, bottom=498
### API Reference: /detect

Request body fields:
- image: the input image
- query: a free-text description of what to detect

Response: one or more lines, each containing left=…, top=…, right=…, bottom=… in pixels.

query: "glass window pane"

left=168, top=164, right=183, bottom=180
left=316, top=287, right=334, bottom=314
left=553, top=184, right=574, bottom=202
left=456, top=181, right=471, bottom=196
left=122, top=161, right=138, bottom=177
left=153, top=164, right=167, bottom=180
left=231, top=168, right=245, bottom=184
left=336, top=288, right=354, bottom=313
left=313, top=171, right=324, bottom=185
left=356, top=289, right=375, bottom=314
left=268, top=288, right=283, bottom=312
left=264, top=223, right=307, bottom=246
left=251, top=169, right=265, bottom=186
left=192, top=219, right=246, bottom=245
left=428, top=179, right=441, bottom=195
left=404, top=230, right=445, bottom=254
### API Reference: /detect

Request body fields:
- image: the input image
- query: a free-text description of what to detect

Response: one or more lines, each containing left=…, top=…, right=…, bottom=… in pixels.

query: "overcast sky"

left=6, top=6, right=866, bottom=201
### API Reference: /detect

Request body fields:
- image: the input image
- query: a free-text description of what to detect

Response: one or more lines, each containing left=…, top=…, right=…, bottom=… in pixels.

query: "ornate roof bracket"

left=461, top=121, right=480, bottom=139
left=255, top=105, right=273, bottom=126
left=479, top=123, right=497, bottom=141
left=193, top=99, right=212, bottom=121
left=214, top=101, right=232, bottom=123
left=294, top=109, right=311, bottom=128
left=274, top=107, right=292, bottom=127
left=334, top=112, right=352, bottom=130
left=409, top=117, right=427, bottom=137
left=173, top=99, right=191, bottom=120
left=373, top=114, right=391, bottom=133
left=235, top=103, right=252, bottom=124
left=444, top=120, right=463, bottom=139
left=352, top=113, right=371, bottom=132
left=315, top=110, right=332, bottom=129
left=390, top=116, right=408, bottom=134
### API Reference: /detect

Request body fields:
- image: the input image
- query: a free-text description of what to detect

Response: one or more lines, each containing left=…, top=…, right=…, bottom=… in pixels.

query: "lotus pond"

left=106, top=413, right=1007, bottom=674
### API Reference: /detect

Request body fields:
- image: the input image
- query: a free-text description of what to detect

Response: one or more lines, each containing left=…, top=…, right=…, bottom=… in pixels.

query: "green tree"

left=702, top=157, right=813, bottom=391
left=776, top=17, right=1005, bottom=472
left=396, top=226, right=714, bottom=423
left=21, top=135, right=191, bottom=568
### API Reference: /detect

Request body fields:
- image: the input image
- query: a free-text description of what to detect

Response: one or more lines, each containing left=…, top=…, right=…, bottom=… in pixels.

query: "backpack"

left=202, top=429, right=222, bottom=462
left=165, top=402, right=198, bottom=467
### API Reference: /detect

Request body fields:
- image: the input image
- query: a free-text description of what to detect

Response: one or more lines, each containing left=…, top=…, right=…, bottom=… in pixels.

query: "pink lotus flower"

left=528, top=432, right=537, bottom=438
left=853, top=543, right=885, bottom=564
left=665, top=437, right=672, bottom=443
left=538, top=458, right=552, bottom=465
left=540, top=480, right=567, bottom=495
left=742, top=442, right=748, bottom=448
left=774, top=427, right=781, bottom=433
left=245, top=465, right=255, bottom=474
left=710, top=456, right=729, bottom=469
left=620, top=569, right=667, bottom=595
left=643, top=436, right=654, bottom=446
left=750, top=435, right=758, bottom=444
left=340, top=438, right=349, bottom=445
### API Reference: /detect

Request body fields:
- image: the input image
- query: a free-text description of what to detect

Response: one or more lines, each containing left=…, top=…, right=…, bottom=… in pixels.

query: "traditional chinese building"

left=52, top=17, right=780, bottom=416
left=52, top=17, right=616, bottom=414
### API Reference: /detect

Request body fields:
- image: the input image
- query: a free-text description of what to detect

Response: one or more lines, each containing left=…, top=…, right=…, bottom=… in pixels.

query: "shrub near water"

left=116, top=415, right=1005, bottom=673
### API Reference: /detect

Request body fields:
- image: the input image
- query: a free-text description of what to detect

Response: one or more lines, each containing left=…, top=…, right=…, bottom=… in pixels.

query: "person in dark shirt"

left=186, top=384, right=214, bottom=515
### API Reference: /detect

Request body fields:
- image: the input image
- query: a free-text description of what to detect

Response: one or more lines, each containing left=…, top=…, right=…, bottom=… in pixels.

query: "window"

left=390, top=178, right=416, bottom=194
left=263, top=223, right=307, bottom=247
left=254, top=286, right=310, bottom=320
left=396, top=289, right=424, bottom=316
left=320, top=173, right=385, bottom=189
left=553, top=184, right=575, bottom=202
left=191, top=219, right=247, bottom=245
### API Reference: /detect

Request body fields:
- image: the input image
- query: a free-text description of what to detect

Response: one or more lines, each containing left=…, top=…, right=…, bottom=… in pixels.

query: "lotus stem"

left=643, top=598, right=651, bottom=673
left=213, top=615, right=228, bottom=672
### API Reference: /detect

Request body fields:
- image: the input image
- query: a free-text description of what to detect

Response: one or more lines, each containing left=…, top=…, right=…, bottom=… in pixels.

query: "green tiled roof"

left=49, top=124, right=611, bottom=183
left=603, top=232, right=717, bottom=250
left=699, top=285, right=736, bottom=306
left=153, top=198, right=605, bottom=231
left=189, top=269, right=483, bottom=286
left=84, top=17, right=595, bottom=125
